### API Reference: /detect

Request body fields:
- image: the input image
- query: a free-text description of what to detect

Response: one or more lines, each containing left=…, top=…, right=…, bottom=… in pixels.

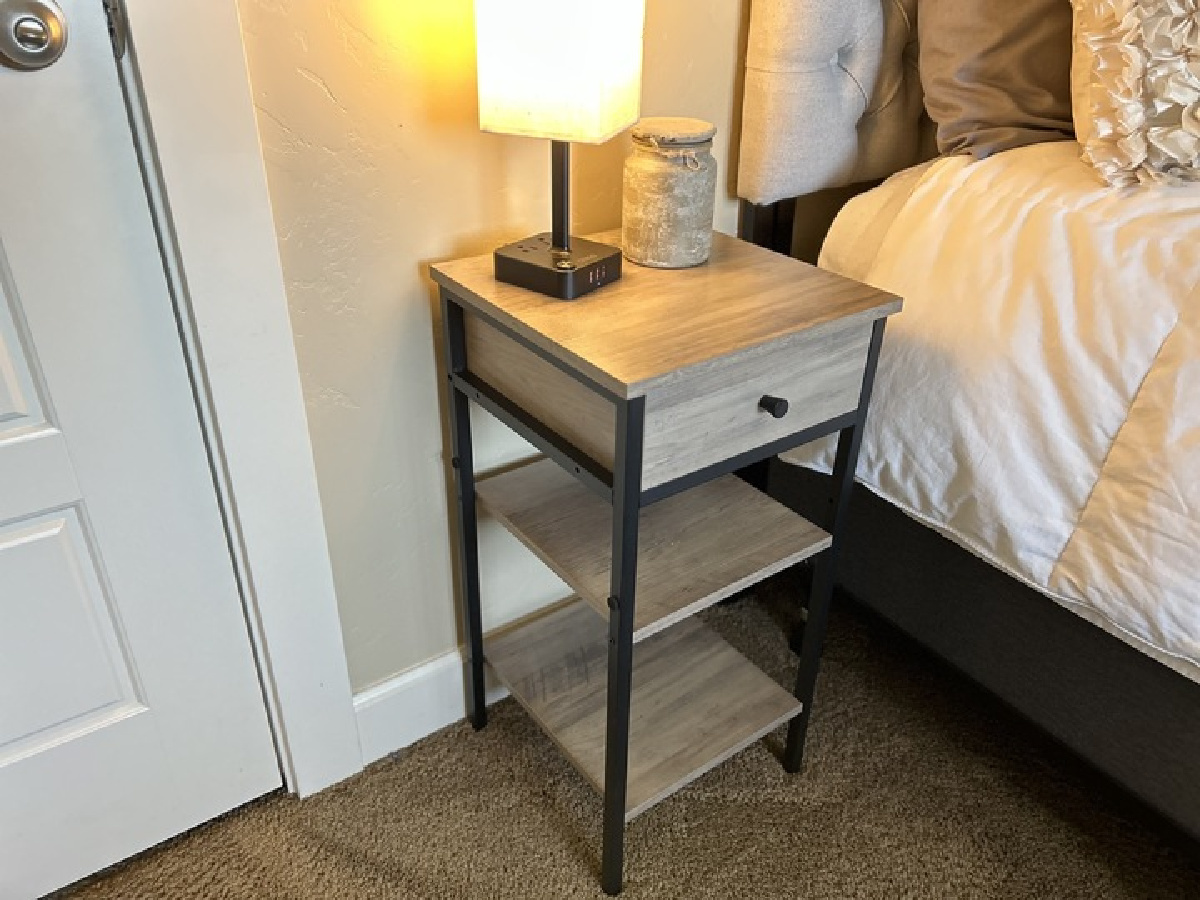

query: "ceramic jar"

left=621, top=117, right=718, bottom=268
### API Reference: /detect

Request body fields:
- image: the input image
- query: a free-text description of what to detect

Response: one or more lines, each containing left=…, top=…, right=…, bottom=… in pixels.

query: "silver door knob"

left=0, top=0, right=67, bottom=71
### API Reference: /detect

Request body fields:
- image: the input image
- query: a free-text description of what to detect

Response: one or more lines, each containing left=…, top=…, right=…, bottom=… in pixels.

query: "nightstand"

left=430, top=231, right=900, bottom=895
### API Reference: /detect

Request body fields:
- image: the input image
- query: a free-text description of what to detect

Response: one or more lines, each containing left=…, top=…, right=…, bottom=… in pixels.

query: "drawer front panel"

left=642, top=318, right=872, bottom=489
left=465, top=314, right=616, bottom=471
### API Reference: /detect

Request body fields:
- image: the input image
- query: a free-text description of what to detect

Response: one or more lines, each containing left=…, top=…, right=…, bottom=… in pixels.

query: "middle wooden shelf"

left=476, top=457, right=831, bottom=643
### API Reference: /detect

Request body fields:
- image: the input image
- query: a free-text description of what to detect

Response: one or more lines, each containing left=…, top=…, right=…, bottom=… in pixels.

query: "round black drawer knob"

left=759, top=395, right=789, bottom=419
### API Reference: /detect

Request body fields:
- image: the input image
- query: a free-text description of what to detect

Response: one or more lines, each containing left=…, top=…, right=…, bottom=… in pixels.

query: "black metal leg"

left=735, top=456, right=773, bottom=494
left=441, top=291, right=487, bottom=730
left=784, top=319, right=887, bottom=772
left=782, top=538, right=839, bottom=772
left=788, top=588, right=810, bottom=654
left=601, top=396, right=646, bottom=896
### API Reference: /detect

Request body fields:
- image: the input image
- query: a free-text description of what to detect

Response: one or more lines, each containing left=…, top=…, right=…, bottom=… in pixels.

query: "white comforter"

left=794, top=142, right=1200, bottom=682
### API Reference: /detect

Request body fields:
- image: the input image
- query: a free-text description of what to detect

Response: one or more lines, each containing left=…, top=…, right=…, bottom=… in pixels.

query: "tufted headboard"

left=737, top=0, right=928, bottom=208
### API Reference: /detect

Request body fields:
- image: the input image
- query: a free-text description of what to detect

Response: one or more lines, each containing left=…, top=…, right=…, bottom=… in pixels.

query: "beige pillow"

left=1072, top=0, right=1200, bottom=186
left=919, top=0, right=1076, bottom=158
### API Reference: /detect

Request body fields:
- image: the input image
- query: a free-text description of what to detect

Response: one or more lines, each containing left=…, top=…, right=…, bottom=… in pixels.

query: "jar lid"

left=631, top=117, right=717, bottom=146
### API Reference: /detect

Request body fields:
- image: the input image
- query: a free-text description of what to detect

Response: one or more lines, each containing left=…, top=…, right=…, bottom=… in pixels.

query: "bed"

left=736, top=0, right=1200, bottom=840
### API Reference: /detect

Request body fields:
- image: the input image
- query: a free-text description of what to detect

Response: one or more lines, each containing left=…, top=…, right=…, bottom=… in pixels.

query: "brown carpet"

left=61, top=578, right=1200, bottom=899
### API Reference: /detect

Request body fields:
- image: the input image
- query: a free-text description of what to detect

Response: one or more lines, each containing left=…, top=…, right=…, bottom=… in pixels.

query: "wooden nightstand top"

left=430, top=230, right=900, bottom=399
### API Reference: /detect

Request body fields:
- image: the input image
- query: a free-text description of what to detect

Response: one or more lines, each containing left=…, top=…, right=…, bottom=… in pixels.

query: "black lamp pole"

left=551, top=140, right=570, bottom=252
left=490, top=138, right=620, bottom=300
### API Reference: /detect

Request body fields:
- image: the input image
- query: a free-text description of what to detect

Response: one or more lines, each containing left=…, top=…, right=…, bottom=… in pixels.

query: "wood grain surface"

left=431, top=230, right=900, bottom=399
left=465, top=314, right=617, bottom=472
left=641, top=316, right=872, bottom=487
left=476, top=458, right=830, bottom=642
left=466, top=309, right=871, bottom=490
left=484, top=597, right=803, bottom=820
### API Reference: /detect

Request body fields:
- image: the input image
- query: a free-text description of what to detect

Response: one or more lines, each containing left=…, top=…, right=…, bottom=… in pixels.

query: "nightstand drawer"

left=466, top=310, right=871, bottom=492
left=639, top=318, right=871, bottom=488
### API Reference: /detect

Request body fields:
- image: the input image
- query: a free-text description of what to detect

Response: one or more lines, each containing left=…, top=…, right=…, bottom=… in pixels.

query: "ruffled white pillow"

left=1071, top=0, right=1200, bottom=186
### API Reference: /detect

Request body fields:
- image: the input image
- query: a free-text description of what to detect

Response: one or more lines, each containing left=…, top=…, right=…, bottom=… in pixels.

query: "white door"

left=0, top=3, right=281, bottom=897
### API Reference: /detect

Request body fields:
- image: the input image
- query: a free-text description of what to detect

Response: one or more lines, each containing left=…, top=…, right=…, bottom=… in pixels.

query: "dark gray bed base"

left=768, top=465, right=1200, bottom=844
left=738, top=200, right=1200, bottom=844
left=773, top=465, right=1200, bottom=843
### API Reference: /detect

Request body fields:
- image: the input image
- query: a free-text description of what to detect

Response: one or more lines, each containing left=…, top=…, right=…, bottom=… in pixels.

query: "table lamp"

left=475, top=0, right=645, bottom=300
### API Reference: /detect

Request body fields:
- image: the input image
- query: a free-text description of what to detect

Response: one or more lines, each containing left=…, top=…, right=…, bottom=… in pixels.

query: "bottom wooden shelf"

left=485, top=598, right=802, bottom=821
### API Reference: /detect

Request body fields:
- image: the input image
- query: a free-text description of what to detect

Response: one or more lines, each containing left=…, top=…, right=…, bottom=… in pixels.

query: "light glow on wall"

left=348, top=0, right=475, bottom=80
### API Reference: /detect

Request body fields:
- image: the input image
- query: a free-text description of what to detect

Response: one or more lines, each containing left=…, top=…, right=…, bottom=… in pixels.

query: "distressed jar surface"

left=622, top=117, right=718, bottom=269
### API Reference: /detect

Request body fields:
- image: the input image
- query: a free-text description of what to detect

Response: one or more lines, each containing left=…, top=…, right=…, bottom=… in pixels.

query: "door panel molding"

left=0, top=242, right=49, bottom=432
left=0, top=432, right=78, bottom=524
left=0, top=508, right=143, bottom=764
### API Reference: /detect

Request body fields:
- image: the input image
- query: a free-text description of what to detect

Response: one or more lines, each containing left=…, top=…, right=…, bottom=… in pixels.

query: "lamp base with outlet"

left=493, top=233, right=622, bottom=301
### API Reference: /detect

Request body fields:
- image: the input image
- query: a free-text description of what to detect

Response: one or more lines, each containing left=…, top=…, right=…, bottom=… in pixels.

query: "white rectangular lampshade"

left=475, top=0, right=645, bottom=144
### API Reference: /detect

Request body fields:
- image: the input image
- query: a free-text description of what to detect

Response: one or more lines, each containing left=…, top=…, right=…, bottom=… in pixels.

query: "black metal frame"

left=784, top=318, right=884, bottom=771
left=439, top=284, right=887, bottom=894
left=442, top=296, right=487, bottom=730
left=452, top=370, right=613, bottom=498
left=601, top=394, right=645, bottom=894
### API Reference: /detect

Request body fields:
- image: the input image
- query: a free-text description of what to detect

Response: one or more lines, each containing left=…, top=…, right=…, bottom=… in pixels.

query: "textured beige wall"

left=237, top=0, right=747, bottom=692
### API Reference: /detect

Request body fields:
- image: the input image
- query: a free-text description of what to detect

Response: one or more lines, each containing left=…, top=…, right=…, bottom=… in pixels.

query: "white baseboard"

left=354, top=650, right=508, bottom=766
